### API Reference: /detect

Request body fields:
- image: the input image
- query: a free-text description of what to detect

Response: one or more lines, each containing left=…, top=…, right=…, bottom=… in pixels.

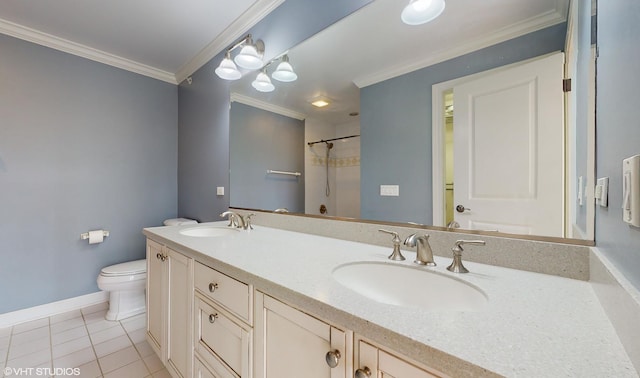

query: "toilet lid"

left=101, top=259, right=146, bottom=276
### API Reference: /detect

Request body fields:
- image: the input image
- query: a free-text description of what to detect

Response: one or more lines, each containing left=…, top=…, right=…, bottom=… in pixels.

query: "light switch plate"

left=595, top=177, right=609, bottom=207
left=216, top=186, right=225, bottom=196
left=380, top=185, right=399, bottom=197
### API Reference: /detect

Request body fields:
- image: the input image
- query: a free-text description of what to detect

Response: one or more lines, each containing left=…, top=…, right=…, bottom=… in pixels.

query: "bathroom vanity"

left=143, top=221, right=636, bottom=378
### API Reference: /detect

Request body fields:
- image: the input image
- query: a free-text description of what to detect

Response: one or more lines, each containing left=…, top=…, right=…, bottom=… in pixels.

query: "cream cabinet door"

left=356, top=340, right=441, bottom=378
left=146, top=239, right=166, bottom=357
left=145, top=240, right=193, bottom=378
left=255, top=292, right=351, bottom=378
left=166, top=248, right=193, bottom=378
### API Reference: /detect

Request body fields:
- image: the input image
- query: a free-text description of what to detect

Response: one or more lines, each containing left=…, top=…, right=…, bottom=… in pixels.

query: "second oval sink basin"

left=332, top=262, right=487, bottom=311
left=179, top=226, right=239, bottom=237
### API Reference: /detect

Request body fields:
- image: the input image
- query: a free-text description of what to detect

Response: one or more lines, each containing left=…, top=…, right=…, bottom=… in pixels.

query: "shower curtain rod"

left=307, top=134, right=360, bottom=146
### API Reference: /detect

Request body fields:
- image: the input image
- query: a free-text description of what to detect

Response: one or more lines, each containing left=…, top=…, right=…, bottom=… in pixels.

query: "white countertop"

left=144, top=222, right=637, bottom=378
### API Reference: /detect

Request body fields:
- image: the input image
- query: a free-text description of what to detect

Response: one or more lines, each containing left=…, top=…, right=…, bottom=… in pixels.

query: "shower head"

left=326, top=142, right=334, bottom=149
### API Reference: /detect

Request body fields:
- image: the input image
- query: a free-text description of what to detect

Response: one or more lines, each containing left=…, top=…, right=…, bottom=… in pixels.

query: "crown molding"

left=353, top=5, right=569, bottom=88
left=175, top=0, right=286, bottom=84
left=0, top=18, right=177, bottom=84
left=231, top=92, right=306, bottom=120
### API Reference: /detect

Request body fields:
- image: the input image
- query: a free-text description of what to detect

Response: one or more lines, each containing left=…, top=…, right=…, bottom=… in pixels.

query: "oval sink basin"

left=179, top=226, right=239, bottom=237
left=332, top=262, right=487, bottom=311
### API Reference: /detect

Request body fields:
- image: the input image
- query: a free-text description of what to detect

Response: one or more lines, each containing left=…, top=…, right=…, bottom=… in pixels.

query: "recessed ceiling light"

left=310, top=96, right=331, bottom=108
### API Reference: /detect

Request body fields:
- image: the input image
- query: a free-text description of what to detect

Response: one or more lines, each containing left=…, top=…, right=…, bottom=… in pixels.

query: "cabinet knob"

left=208, top=313, right=218, bottom=323
left=208, top=283, right=218, bottom=293
left=355, top=367, right=372, bottom=378
left=156, top=253, right=166, bottom=261
left=325, top=349, right=341, bottom=368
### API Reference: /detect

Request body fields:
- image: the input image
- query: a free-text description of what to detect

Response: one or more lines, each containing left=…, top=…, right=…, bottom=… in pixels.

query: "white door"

left=453, top=52, right=564, bottom=237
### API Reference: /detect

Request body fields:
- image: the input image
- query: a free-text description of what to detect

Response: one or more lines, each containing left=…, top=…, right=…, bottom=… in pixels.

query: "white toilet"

left=97, top=259, right=147, bottom=321
left=97, top=218, right=197, bottom=321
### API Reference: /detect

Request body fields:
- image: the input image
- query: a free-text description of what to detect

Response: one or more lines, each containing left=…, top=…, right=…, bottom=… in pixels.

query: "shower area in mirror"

left=305, top=117, right=361, bottom=218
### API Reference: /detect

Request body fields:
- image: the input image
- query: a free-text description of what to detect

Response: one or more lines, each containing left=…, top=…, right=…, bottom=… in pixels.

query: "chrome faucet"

left=220, top=211, right=243, bottom=228
left=220, top=211, right=254, bottom=230
left=446, top=240, right=486, bottom=273
left=404, top=233, right=436, bottom=266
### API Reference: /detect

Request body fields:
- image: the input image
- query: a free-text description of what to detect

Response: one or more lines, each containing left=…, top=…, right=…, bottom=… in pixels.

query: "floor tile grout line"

left=122, top=318, right=150, bottom=375
left=47, top=316, right=53, bottom=372
left=3, top=325, right=13, bottom=377
left=81, top=309, right=104, bottom=378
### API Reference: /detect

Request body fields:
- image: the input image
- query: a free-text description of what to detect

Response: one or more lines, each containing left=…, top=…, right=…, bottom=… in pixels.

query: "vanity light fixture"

left=235, top=35, right=265, bottom=70
left=271, top=55, right=298, bottom=82
left=215, top=34, right=265, bottom=80
left=401, top=0, right=446, bottom=26
left=214, top=51, right=242, bottom=80
left=252, top=69, right=275, bottom=93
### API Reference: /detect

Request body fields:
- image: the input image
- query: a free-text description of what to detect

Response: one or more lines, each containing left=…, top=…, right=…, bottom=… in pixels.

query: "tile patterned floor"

left=0, top=303, right=170, bottom=378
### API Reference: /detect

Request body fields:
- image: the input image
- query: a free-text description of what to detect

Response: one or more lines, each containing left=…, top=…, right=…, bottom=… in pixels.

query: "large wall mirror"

left=230, top=0, right=596, bottom=242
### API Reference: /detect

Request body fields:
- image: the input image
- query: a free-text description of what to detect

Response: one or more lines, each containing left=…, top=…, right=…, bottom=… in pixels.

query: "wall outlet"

left=216, top=186, right=225, bottom=196
left=623, top=155, right=640, bottom=226
left=380, top=185, right=399, bottom=197
left=595, top=177, right=609, bottom=207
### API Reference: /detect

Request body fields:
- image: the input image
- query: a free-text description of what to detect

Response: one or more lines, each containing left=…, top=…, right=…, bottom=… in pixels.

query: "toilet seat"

left=100, top=259, right=146, bottom=277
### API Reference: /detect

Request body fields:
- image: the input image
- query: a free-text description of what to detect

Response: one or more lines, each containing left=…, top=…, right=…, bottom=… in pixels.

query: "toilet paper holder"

left=80, top=230, right=110, bottom=241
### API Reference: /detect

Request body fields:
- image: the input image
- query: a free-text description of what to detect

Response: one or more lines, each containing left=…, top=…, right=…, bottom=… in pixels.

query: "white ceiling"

left=231, top=0, right=569, bottom=125
left=0, top=0, right=284, bottom=83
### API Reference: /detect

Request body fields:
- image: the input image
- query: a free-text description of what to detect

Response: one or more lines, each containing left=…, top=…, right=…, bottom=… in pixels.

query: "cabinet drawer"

left=194, top=262, right=251, bottom=323
left=194, top=295, right=251, bottom=378
left=195, top=354, right=236, bottom=378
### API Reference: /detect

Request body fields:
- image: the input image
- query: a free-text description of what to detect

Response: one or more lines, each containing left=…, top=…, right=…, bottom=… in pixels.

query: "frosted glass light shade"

left=215, top=55, right=241, bottom=80
left=252, top=71, right=275, bottom=92
left=272, top=56, right=298, bottom=82
left=401, top=0, right=445, bottom=25
left=235, top=44, right=263, bottom=70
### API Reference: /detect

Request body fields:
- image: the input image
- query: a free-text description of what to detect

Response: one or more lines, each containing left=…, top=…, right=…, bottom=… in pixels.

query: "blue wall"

left=177, top=0, right=372, bottom=222
left=360, top=24, right=567, bottom=224
left=229, top=103, right=304, bottom=212
left=596, top=0, right=640, bottom=291
left=0, top=35, right=178, bottom=313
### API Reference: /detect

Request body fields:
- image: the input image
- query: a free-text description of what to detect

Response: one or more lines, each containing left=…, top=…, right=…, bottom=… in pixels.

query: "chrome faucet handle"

left=446, top=240, right=486, bottom=273
left=404, top=233, right=436, bottom=266
left=243, top=214, right=254, bottom=230
left=378, top=229, right=405, bottom=261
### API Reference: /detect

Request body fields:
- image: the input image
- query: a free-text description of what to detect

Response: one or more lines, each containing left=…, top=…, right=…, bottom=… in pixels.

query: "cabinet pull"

left=325, top=349, right=341, bottom=368
left=208, top=283, right=218, bottom=293
left=156, top=253, right=166, bottom=262
left=208, top=313, right=218, bottom=323
left=355, top=367, right=372, bottom=378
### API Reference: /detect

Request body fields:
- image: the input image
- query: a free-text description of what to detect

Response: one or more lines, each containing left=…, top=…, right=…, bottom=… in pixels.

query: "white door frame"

left=431, top=52, right=564, bottom=227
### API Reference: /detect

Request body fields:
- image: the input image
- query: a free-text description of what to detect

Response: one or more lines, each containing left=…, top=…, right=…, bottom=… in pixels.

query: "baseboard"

left=590, top=247, right=640, bottom=372
left=0, top=291, right=109, bottom=328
